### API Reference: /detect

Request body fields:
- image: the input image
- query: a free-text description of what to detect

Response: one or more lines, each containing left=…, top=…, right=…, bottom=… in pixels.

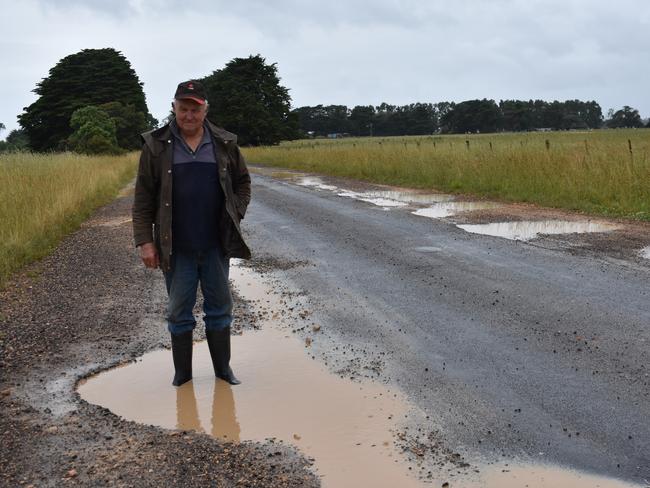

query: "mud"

left=2, top=167, right=649, bottom=486
left=78, top=265, right=430, bottom=488
left=77, top=263, right=645, bottom=488
left=0, top=186, right=320, bottom=487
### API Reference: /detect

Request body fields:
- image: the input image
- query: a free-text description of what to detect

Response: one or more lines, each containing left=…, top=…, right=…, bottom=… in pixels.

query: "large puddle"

left=77, top=265, right=644, bottom=488
left=295, top=175, right=453, bottom=208
left=279, top=172, right=627, bottom=242
left=78, top=266, right=426, bottom=488
left=457, top=220, right=621, bottom=241
left=413, top=202, right=501, bottom=218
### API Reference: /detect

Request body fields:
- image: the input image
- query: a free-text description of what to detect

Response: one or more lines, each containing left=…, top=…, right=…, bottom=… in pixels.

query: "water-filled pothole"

left=292, top=174, right=453, bottom=207
left=78, top=266, right=426, bottom=488
left=296, top=176, right=339, bottom=191
left=457, top=220, right=620, bottom=241
left=413, top=201, right=502, bottom=218
left=77, top=265, right=643, bottom=488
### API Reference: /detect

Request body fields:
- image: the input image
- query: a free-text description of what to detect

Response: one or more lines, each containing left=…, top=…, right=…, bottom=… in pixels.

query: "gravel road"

left=1, top=168, right=648, bottom=487
left=0, top=188, right=319, bottom=487
left=243, top=169, right=650, bottom=484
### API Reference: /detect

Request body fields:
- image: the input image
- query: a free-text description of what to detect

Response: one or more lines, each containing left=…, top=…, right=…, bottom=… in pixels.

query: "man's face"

left=173, top=98, right=207, bottom=136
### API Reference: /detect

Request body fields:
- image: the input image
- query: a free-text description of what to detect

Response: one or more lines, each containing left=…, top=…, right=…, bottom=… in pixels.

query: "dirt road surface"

left=0, top=189, right=319, bottom=487
left=1, top=167, right=648, bottom=486
left=243, top=168, right=649, bottom=484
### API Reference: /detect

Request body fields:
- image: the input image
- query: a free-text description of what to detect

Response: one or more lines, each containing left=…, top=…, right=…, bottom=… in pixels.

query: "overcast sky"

left=1, top=0, right=649, bottom=136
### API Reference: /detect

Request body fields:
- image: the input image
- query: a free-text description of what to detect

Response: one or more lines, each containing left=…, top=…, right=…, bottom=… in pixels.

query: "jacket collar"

left=141, top=119, right=238, bottom=152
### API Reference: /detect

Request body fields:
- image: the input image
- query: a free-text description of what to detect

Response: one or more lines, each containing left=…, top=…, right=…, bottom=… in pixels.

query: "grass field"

left=242, top=129, right=650, bottom=221
left=0, top=151, right=138, bottom=287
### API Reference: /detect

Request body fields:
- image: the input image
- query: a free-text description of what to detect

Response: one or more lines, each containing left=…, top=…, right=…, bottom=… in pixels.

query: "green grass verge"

left=242, top=129, right=650, bottom=221
left=0, top=151, right=139, bottom=288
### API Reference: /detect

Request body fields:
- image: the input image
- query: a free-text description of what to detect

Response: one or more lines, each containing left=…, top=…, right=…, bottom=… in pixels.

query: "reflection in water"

left=296, top=176, right=338, bottom=191
left=413, top=201, right=501, bottom=218
left=175, top=380, right=241, bottom=441
left=212, top=381, right=241, bottom=442
left=337, top=190, right=409, bottom=207
left=77, top=265, right=643, bottom=488
left=457, top=220, right=620, bottom=241
left=176, top=382, right=203, bottom=432
left=338, top=189, right=453, bottom=208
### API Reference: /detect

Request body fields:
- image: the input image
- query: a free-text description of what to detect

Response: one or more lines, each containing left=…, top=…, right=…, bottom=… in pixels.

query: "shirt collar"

left=169, top=119, right=212, bottom=146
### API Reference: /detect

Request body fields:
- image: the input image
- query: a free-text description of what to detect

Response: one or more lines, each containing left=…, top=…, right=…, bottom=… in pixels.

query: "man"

left=132, top=80, right=251, bottom=387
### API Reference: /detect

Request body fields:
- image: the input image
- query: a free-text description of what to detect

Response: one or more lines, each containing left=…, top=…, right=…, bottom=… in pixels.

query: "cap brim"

left=176, top=95, right=206, bottom=105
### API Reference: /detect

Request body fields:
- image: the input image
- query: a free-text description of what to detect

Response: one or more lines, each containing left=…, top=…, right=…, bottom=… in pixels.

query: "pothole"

left=77, top=265, right=428, bottom=488
left=297, top=176, right=339, bottom=191
left=457, top=220, right=621, bottom=241
left=76, top=264, right=644, bottom=488
left=341, top=189, right=453, bottom=206
left=413, top=201, right=502, bottom=218
left=337, top=190, right=410, bottom=207
left=639, top=246, right=650, bottom=259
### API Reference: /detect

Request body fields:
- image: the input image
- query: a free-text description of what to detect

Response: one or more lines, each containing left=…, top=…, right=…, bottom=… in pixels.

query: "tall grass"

left=243, top=129, right=650, bottom=220
left=0, top=151, right=138, bottom=287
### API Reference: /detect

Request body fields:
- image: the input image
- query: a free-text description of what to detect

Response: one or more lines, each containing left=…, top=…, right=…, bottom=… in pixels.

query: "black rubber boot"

left=206, top=327, right=241, bottom=385
left=171, top=331, right=193, bottom=386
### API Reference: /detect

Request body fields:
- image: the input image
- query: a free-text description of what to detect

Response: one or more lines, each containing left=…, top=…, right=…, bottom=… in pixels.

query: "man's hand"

left=139, top=242, right=159, bottom=269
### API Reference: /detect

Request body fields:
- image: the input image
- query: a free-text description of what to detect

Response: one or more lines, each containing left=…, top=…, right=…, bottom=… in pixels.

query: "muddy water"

left=78, top=266, right=426, bottom=488
left=77, top=265, right=643, bottom=488
left=457, top=220, right=620, bottom=241
left=477, top=464, right=642, bottom=488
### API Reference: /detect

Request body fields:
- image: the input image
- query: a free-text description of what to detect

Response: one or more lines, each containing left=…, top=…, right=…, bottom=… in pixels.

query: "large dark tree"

left=349, top=105, right=376, bottom=136
left=606, top=106, right=644, bottom=128
left=201, top=55, right=298, bottom=145
left=19, top=48, right=154, bottom=151
left=441, top=99, right=502, bottom=133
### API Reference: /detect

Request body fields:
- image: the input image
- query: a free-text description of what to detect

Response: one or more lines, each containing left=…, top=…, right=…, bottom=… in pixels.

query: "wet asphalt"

left=244, top=170, right=650, bottom=484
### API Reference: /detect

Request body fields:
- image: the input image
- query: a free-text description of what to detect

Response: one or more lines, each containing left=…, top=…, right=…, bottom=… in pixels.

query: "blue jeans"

left=163, top=247, right=232, bottom=335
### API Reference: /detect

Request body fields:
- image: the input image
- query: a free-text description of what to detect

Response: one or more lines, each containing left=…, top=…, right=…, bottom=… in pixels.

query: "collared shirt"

left=169, top=120, right=223, bottom=251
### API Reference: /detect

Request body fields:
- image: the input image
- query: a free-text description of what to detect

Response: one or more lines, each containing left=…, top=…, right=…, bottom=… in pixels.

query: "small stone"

left=65, top=468, right=77, bottom=478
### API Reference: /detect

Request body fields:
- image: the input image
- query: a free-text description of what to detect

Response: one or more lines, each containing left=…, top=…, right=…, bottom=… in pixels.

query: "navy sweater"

left=170, top=122, right=223, bottom=251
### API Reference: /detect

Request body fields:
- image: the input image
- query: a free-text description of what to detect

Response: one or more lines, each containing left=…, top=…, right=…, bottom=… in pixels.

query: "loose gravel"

left=0, top=189, right=320, bottom=488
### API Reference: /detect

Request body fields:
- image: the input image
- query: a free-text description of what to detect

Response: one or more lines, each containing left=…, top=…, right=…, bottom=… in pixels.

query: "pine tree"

left=19, top=48, right=154, bottom=151
left=201, top=55, right=298, bottom=145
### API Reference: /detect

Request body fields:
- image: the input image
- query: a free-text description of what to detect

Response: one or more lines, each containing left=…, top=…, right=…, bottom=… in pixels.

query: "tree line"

left=292, top=100, right=648, bottom=138
left=3, top=49, right=295, bottom=153
left=2, top=48, right=648, bottom=154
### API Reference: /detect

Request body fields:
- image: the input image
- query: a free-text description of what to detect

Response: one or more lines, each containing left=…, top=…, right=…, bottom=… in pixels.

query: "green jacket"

left=132, top=120, right=251, bottom=271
